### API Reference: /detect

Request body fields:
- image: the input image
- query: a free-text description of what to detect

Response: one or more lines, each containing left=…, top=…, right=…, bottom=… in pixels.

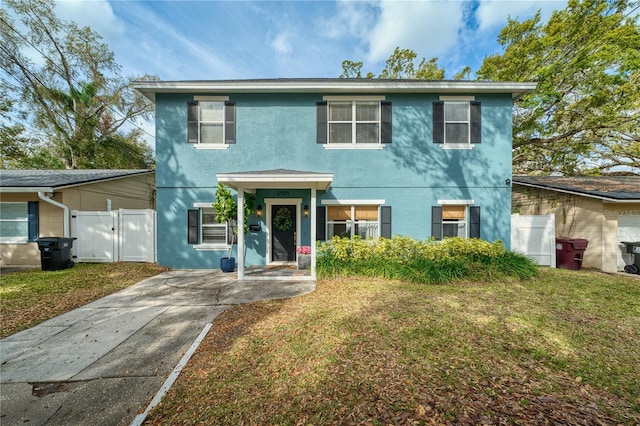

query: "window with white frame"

left=445, top=102, right=471, bottom=144
left=329, top=101, right=380, bottom=144
left=441, top=205, right=467, bottom=238
left=433, top=99, right=481, bottom=146
left=200, top=208, right=228, bottom=245
left=431, top=203, right=480, bottom=240
left=327, top=205, right=379, bottom=239
left=0, top=202, right=38, bottom=244
left=188, top=207, right=229, bottom=246
left=187, top=100, right=236, bottom=145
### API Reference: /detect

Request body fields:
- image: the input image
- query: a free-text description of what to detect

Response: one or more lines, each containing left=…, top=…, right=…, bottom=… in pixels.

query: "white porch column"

left=310, top=186, right=317, bottom=280
left=237, top=187, right=245, bottom=281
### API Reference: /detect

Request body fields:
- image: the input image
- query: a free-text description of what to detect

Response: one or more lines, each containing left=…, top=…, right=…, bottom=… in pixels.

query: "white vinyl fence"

left=511, top=214, right=556, bottom=267
left=71, top=209, right=156, bottom=263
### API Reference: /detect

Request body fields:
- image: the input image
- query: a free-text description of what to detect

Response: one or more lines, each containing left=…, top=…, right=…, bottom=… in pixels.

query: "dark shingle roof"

left=0, top=169, right=153, bottom=189
left=513, top=176, right=640, bottom=201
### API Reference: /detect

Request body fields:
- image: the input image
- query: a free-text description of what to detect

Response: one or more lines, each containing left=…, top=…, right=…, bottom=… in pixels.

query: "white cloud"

left=270, top=32, right=293, bottom=55
left=366, top=1, right=465, bottom=63
left=323, top=0, right=378, bottom=40
left=476, top=0, right=567, bottom=32
left=54, top=0, right=125, bottom=42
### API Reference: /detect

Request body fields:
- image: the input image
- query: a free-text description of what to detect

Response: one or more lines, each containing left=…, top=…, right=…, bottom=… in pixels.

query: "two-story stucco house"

left=134, top=79, right=535, bottom=280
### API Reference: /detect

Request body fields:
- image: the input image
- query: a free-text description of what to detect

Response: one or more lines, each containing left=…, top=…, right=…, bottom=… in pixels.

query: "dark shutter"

left=187, top=101, right=198, bottom=143
left=225, top=102, right=236, bottom=144
left=380, top=206, right=392, bottom=238
left=188, top=209, right=199, bottom=244
left=317, top=102, right=327, bottom=144
left=27, top=201, right=39, bottom=242
left=433, top=102, right=444, bottom=143
left=381, top=101, right=392, bottom=144
left=470, top=206, right=481, bottom=238
left=431, top=206, right=443, bottom=240
left=316, top=206, right=326, bottom=241
left=470, top=102, right=481, bottom=144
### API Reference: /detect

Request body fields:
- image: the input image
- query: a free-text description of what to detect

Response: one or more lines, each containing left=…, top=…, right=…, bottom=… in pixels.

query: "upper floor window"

left=329, top=101, right=380, bottom=144
left=317, top=98, right=392, bottom=147
left=187, top=99, right=236, bottom=146
left=433, top=98, right=481, bottom=147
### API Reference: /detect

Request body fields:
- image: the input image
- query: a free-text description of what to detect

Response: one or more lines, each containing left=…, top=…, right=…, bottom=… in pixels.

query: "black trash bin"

left=36, top=237, right=77, bottom=271
left=621, top=241, right=640, bottom=274
left=556, top=237, right=589, bottom=270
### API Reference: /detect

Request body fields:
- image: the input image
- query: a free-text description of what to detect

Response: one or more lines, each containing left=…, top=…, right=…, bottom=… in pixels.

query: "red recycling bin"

left=556, top=238, right=589, bottom=270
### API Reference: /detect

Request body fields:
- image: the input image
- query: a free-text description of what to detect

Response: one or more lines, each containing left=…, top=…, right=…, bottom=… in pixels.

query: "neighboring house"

left=512, top=176, right=640, bottom=273
left=134, top=78, right=536, bottom=280
left=0, top=169, right=155, bottom=267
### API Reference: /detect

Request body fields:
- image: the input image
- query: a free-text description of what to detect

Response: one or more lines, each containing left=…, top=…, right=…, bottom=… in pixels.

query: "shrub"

left=316, top=236, right=538, bottom=284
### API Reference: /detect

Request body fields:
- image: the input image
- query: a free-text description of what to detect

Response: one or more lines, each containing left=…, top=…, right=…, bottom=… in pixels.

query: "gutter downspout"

left=38, top=192, right=70, bottom=237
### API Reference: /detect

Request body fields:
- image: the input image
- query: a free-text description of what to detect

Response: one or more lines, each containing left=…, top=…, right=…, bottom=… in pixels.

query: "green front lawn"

left=0, top=262, right=169, bottom=338
left=147, top=268, right=640, bottom=425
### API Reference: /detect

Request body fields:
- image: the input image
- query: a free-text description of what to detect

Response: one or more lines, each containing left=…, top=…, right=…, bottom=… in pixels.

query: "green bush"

left=316, top=236, right=538, bottom=284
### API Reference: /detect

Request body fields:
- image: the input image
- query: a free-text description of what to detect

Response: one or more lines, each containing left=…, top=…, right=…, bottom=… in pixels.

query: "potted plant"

left=212, top=183, right=255, bottom=272
left=297, top=245, right=311, bottom=269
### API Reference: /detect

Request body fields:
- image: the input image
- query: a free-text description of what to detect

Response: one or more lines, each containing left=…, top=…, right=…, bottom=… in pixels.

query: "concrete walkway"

left=0, top=270, right=315, bottom=425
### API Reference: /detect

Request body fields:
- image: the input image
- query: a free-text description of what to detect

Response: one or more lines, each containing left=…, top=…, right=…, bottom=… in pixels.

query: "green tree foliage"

left=212, top=183, right=255, bottom=258
left=0, top=0, right=156, bottom=169
left=477, top=0, right=640, bottom=175
left=340, top=47, right=446, bottom=80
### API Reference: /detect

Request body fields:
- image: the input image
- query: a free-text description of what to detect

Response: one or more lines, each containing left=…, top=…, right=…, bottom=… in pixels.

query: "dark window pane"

left=329, top=102, right=352, bottom=121
left=356, top=123, right=379, bottom=143
left=329, top=123, right=352, bottom=144
left=443, top=223, right=459, bottom=238
left=446, top=123, right=469, bottom=143
left=356, top=102, right=378, bottom=121
left=445, top=102, right=468, bottom=121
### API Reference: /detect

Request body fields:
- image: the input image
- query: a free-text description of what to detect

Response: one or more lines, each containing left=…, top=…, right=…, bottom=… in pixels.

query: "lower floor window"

left=442, top=205, right=467, bottom=238
left=432, top=204, right=480, bottom=240
left=0, top=202, right=38, bottom=243
left=201, top=208, right=228, bottom=245
left=327, top=205, right=379, bottom=239
left=188, top=207, right=229, bottom=246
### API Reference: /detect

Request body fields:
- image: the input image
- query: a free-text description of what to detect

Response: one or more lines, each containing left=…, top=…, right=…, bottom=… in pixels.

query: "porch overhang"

left=216, top=169, right=333, bottom=191
left=215, top=169, right=332, bottom=282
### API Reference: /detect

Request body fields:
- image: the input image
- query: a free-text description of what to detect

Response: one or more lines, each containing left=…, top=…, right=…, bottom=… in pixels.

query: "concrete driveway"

left=0, top=270, right=315, bottom=425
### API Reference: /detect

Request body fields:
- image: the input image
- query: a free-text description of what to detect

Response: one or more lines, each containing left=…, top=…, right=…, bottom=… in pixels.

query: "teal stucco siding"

left=154, top=91, right=514, bottom=269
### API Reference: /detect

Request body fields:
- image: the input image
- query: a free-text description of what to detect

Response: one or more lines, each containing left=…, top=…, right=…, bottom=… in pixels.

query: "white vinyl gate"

left=511, top=214, right=556, bottom=267
left=618, top=214, right=640, bottom=271
left=71, top=209, right=156, bottom=263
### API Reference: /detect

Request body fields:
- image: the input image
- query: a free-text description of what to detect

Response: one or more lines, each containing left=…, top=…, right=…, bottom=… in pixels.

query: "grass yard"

left=146, top=268, right=640, bottom=425
left=0, top=262, right=169, bottom=338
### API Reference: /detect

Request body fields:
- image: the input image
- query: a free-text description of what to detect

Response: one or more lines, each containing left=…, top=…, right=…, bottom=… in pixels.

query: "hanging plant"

left=273, top=207, right=293, bottom=231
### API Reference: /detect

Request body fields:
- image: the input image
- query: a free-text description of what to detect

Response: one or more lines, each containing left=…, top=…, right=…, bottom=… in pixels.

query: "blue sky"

left=54, top=0, right=567, bottom=81
left=44, top=0, right=568, bottom=147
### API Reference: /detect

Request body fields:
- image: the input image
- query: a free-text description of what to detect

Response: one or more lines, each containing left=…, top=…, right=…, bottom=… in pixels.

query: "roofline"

left=133, top=79, right=537, bottom=102
left=512, top=180, right=640, bottom=203
left=0, top=170, right=154, bottom=193
left=1, top=187, right=54, bottom=193
left=53, top=170, right=155, bottom=190
left=217, top=171, right=334, bottom=191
